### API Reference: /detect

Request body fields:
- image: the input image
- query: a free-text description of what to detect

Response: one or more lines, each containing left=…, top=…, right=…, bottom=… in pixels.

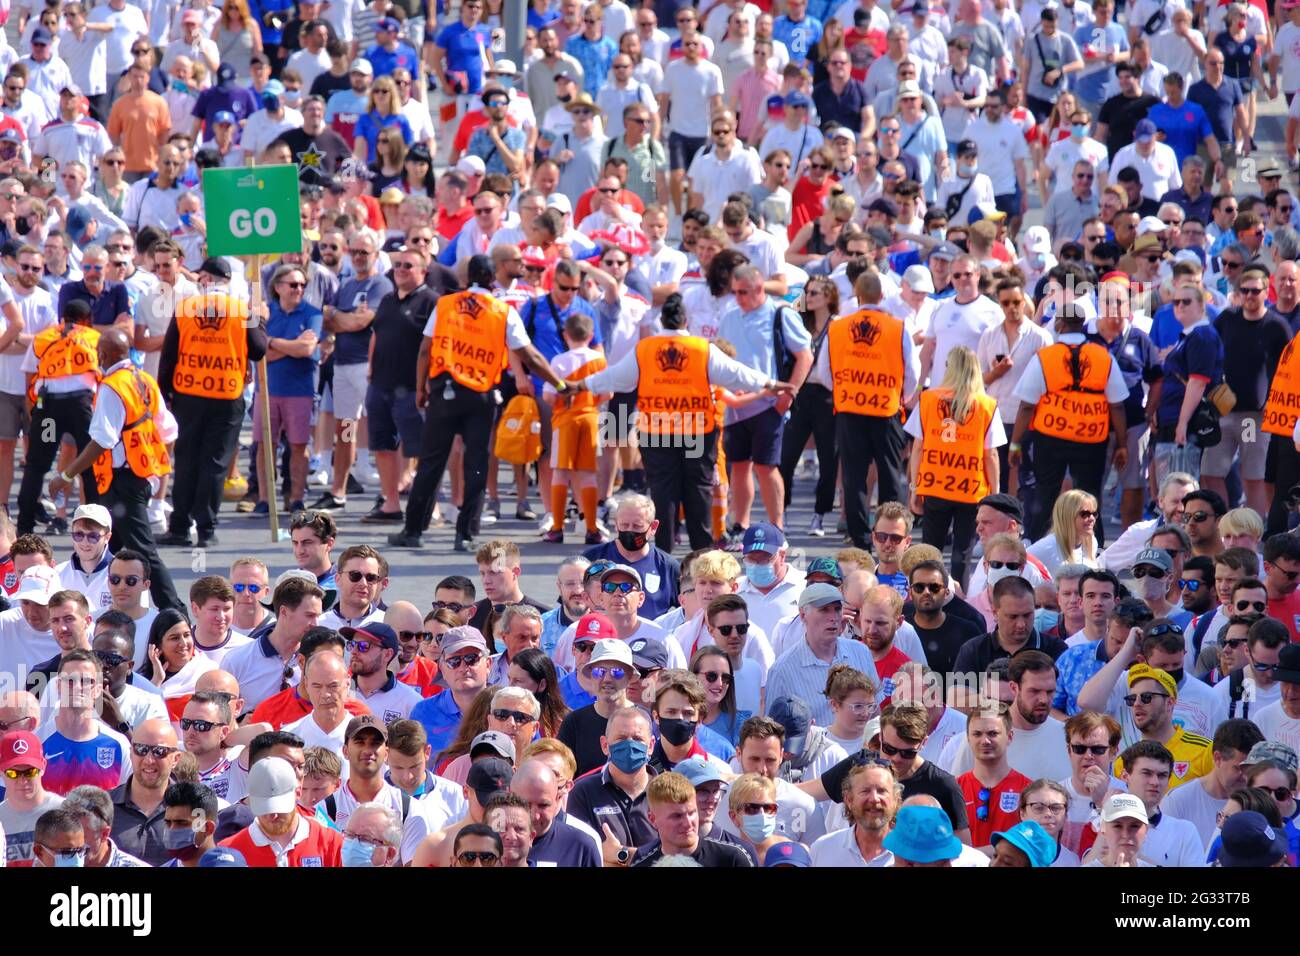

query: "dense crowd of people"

left=0, top=0, right=1297, bottom=870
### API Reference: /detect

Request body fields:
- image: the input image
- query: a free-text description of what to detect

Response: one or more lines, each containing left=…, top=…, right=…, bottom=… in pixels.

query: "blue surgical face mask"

left=958, top=161, right=977, bottom=178
left=51, top=849, right=86, bottom=868
left=741, top=812, right=777, bottom=842
left=163, top=827, right=197, bottom=853
left=608, top=737, right=649, bottom=774
left=342, top=836, right=377, bottom=868
left=746, top=559, right=777, bottom=588
left=1071, top=123, right=1089, bottom=139
left=1034, top=608, right=1058, bottom=633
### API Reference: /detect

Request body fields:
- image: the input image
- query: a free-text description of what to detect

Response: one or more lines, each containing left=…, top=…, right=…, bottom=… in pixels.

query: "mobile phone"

left=995, top=354, right=1007, bottom=363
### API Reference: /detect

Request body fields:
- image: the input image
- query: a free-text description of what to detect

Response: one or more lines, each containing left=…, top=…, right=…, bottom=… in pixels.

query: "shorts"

left=365, top=383, right=424, bottom=453
left=535, top=396, right=554, bottom=454
left=994, top=187, right=1021, bottom=220
left=669, top=131, right=706, bottom=171
left=1199, top=410, right=1268, bottom=481
left=332, top=362, right=369, bottom=421
left=253, top=394, right=314, bottom=445
left=1152, top=440, right=1203, bottom=485
left=551, top=417, right=599, bottom=472
left=606, top=390, right=638, bottom=443
left=0, top=391, right=27, bottom=441
left=1108, top=420, right=1150, bottom=491
left=723, top=406, right=785, bottom=467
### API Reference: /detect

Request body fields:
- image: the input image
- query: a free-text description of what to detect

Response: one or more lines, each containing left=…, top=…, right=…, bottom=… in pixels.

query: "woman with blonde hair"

left=1028, top=489, right=1100, bottom=577
left=907, top=345, right=1004, bottom=587
left=1218, top=507, right=1264, bottom=552
left=353, top=75, right=414, bottom=163
left=212, top=0, right=262, bottom=85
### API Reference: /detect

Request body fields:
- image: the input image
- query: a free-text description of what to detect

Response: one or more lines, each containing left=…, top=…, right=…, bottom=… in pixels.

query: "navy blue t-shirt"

left=191, top=84, right=261, bottom=142
left=333, top=274, right=394, bottom=365
left=1090, top=325, right=1162, bottom=427
left=58, top=280, right=129, bottom=327
left=581, top=541, right=681, bottom=619
left=1157, top=322, right=1223, bottom=427
left=528, top=814, right=602, bottom=867
left=1187, top=77, right=1242, bottom=145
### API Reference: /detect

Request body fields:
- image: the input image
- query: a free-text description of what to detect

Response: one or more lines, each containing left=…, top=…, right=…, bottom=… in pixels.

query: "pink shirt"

left=732, top=68, right=781, bottom=142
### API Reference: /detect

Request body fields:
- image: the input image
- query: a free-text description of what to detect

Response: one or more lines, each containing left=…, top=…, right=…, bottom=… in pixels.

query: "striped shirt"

left=764, top=636, right=877, bottom=728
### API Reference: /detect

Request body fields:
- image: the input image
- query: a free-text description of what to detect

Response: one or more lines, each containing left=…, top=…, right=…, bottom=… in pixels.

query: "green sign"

left=201, top=164, right=303, bottom=257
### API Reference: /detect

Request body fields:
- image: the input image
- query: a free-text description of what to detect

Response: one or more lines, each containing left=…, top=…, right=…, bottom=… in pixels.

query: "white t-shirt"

left=662, top=59, right=725, bottom=139
left=730, top=226, right=785, bottom=281
left=1044, top=135, right=1110, bottom=195
left=1110, top=141, right=1181, bottom=202
left=686, top=145, right=764, bottom=223
left=1159, top=775, right=1224, bottom=850
left=0, top=607, right=59, bottom=691
left=1141, top=810, right=1206, bottom=867
left=939, top=716, right=1073, bottom=781
left=0, top=286, right=56, bottom=396
left=87, top=2, right=149, bottom=77
left=965, top=115, right=1029, bottom=195
left=1275, top=22, right=1300, bottom=93
left=194, top=631, right=254, bottom=670
left=926, top=295, right=1002, bottom=385
left=920, top=705, right=968, bottom=766
left=1251, top=700, right=1300, bottom=754
left=283, top=713, right=352, bottom=778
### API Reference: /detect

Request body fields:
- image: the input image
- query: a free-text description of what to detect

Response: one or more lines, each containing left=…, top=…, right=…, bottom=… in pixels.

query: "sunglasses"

left=1173, top=298, right=1197, bottom=306
left=281, top=281, right=306, bottom=289
left=1236, top=599, right=1267, bottom=613
left=1258, top=786, right=1294, bottom=802
left=444, top=652, right=483, bottom=669
left=880, top=741, right=919, bottom=760
left=71, top=531, right=103, bottom=544
left=1132, top=566, right=1167, bottom=579
left=0, top=717, right=34, bottom=731
left=1124, top=691, right=1171, bottom=706
left=1178, top=579, right=1204, bottom=592
left=601, top=581, right=640, bottom=594
left=1222, top=637, right=1248, bottom=649
left=1077, top=510, right=1098, bottom=520
left=873, top=531, right=905, bottom=546
left=590, top=665, right=627, bottom=680
left=345, top=570, right=382, bottom=584
left=94, top=651, right=129, bottom=668
left=491, top=708, right=535, bottom=724
left=132, top=743, right=179, bottom=759
left=697, top=670, right=732, bottom=686
left=179, top=718, right=219, bottom=732
left=1273, top=565, right=1300, bottom=582
left=1253, top=659, right=1280, bottom=674
left=555, top=282, right=581, bottom=292
left=573, top=640, right=597, bottom=655
left=432, top=600, right=470, bottom=613
left=988, top=560, right=1022, bottom=570
left=233, top=583, right=263, bottom=594
left=457, top=851, right=499, bottom=865
left=740, top=803, right=778, bottom=815
left=1240, top=287, right=1266, bottom=296
left=975, top=787, right=993, bottom=822
left=4, top=767, right=40, bottom=779
left=404, top=631, right=434, bottom=643
left=715, top=623, right=749, bottom=636
left=910, top=582, right=943, bottom=594
left=346, top=639, right=379, bottom=655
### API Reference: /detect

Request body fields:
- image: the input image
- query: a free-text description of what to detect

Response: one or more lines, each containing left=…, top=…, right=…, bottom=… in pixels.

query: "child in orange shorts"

left=542, top=312, right=608, bottom=544
left=711, top=338, right=773, bottom=544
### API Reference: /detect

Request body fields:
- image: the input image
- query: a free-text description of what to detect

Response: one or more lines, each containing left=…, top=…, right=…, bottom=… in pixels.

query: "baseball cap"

left=763, top=841, right=812, bottom=867
left=969, top=202, right=1007, bottom=224
left=553, top=68, right=575, bottom=82
left=991, top=820, right=1056, bottom=867
left=73, top=503, right=111, bottom=529
left=585, top=638, right=635, bottom=671
left=217, top=63, right=237, bottom=85
left=341, top=623, right=400, bottom=653
left=929, top=242, right=961, bottom=262
left=629, top=636, right=670, bottom=671
left=600, top=563, right=643, bottom=589
left=182, top=9, right=202, bottom=23
left=675, top=755, right=728, bottom=788
left=883, top=805, right=962, bottom=863
left=1135, top=119, right=1157, bottom=141
left=344, top=714, right=389, bottom=742
left=830, top=127, right=856, bottom=143
left=1244, top=741, right=1299, bottom=772
left=798, top=582, right=843, bottom=610
left=0, top=730, right=44, bottom=771
left=866, top=224, right=895, bottom=248
left=456, top=155, right=486, bottom=177
left=902, top=264, right=935, bottom=293
left=1137, top=215, right=1168, bottom=236
left=574, top=611, right=616, bottom=642
left=784, top=90, right=811, bottom=109
left=488, top=59, right=518, bottom=76
left=1132, top=547, right=1174, bottom=575
left=1022, top=226, right=1051, bottom=255
left=1127, top=662, right=1178, bottom=698
left=1101, top=792, right=1149, bottom=824
left=1219, top=811, right=1289, bottom=867
left=466, top=756, right=514, bottom=804
left=198, top=847, right=248, bottom=867
left=868, top=197, right=899, bottom=219
left=805, top=557, right=844, bottom=583
left=15, top=565, right=58, bottom=605
left=213, top=110, right=237, bottom=126
left=768, top=695, right=812, bottom=756
left=1270, top=644, right=1300, bottom=684
left=978, top=493, right=1023, bottom=523
left=470, top=730, right=516, bottom=761
left=349, top=57, right=373, bottom=75
left=480, top=83, right=508, bottom=106
left=897, top=80, right=922, bottom=99
left=743, top=522, right=785, bottom=555
left=60, top=82, right=83, bottom=98
left=0, top=128, right=20, bottom=145
left=376, top=15, right=401, bottom=31
left=31, top=26, right=51, bottom=44
left=247, top=756, right=298, bottom=816
left=199, top=256, right=232, bottom=280
left=440, top=625, right=490, bottom=658
left=545, top=192, right=572, bottom=215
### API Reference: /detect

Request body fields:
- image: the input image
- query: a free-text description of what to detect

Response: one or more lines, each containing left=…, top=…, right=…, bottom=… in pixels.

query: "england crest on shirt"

left=1173, top=760, right=1190, bottom=779
left=97, top=747, right=117, bottom=769
left=3, top=571, right=14, bottom=591
left=301, top=857, right=323, bottom=867
left=999, top=791, right=1020, bottom=813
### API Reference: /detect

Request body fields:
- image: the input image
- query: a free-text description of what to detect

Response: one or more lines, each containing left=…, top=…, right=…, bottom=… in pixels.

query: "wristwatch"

left=615, top=846, right=632, bottom=865
left=1008, top=442, right=1022, bottom=453
left=59, top=470, right=75, bottom=482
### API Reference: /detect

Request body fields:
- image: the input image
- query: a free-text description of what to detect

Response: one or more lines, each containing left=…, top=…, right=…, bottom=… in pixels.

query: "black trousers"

left=1267, top=432, right=1300, bottom=536
left=403, top=377, right=496, bottom=539
left=642, top=428, right=719, bottom=553
left=106, top=468, right=182, bottom=612
left=1027, top=431, right=1109, bottom=545
left=18, top=391, right=98, bottom=534
left=838, top=412, right=906, bottom=548
left=921, top=497, right=979, bottom=590
left=170, top=394, right=245, bottom=536
left=779, top=383, right=838, bottom=515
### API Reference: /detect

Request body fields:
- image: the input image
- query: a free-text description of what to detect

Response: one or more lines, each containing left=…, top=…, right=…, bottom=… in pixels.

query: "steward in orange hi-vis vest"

left=171, top=291, right=250, bottom=400
left=91, top=365, right=171, bottom=494
left=915, top=389, right=999, bottom=504
left=30, top=322, right=100, bottom=398
left=1029, top=340, right=1114, bottom=444
left=828, top=307, right=905, bottom=417
left=1264, top=332, right=1300, bottom=535
left=390, top=256, right=573, bottom=553
left=634, top=335, right=716, bottom=435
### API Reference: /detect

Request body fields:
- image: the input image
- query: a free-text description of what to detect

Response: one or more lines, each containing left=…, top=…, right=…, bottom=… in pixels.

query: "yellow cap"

left=1126, top=663, right=1177, bottom=699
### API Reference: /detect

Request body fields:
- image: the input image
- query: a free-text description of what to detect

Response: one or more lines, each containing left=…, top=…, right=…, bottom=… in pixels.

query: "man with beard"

left=220, top=755, right=342, bottom=866
left=107, top=716, right=181, bottom=864
left=386, top=601, right=438, bottom=698
left=811, top=758, right=900, bottom=866
left=540, top=556, right=590, bottom=658
left=160, top=782, right=219, bottom=867
left=281, top=95, right=351, bottom=185
left=344, top=623, right=420, bottom=724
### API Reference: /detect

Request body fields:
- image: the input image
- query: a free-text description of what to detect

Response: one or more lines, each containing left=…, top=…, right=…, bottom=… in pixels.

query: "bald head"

left=384, top=600, right=423, bottom=632
left=306, top=650, right=348, bottom=682
left=195, top=669, right=238, bottom=697
left=0, top=690, right=39, bottom=726
left=842, top=569, right=878, bottom=608
left=134, top=717, right=179, bottom=747
left=98, top=327, right=131, bottom=366
left=901, top=794, right=943, bottom=810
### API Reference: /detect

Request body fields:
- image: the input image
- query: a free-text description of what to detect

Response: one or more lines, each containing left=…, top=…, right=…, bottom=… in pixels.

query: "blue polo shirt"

left=1157, top=320, right=1223, bottom=427
left=433, top=21, right=491, bottom=94
left=1151, top=300, right=1222, bottom=349
left=580, top=541, right=680, bottom=620
left=1187, top=77, right=1242, bottom=145
left=363, top=42, right=419, bottom=79
left=559, top=670, right=596, bottom=709
left=57, top=280, right=129, bottom=327
left=191, top=83, right=260, bottom=142
left=520, top=293, right=601, bottom=391
left=265, top=300, right=323, bottom=397
left=410, top=689, right=463, bottom=756
left=1089, top=324, right=1161, bottom=427
left=1147, top=100, right=1213, bottom=166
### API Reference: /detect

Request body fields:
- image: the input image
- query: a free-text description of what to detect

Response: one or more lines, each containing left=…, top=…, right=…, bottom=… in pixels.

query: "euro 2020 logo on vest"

left=193, top=310, right=226, bottom=332
left=849, top=313, right=881, bottom=347
left=655, top=340, right=689, bottom=374
left=1063, top=347, right=1092, bottom=382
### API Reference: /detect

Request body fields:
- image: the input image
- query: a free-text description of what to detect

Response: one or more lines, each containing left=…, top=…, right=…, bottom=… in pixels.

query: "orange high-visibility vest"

left=1263, top=333, right=1300, bottom=438
left=92, top=365, right=171, bottom=493
left=427, top=291, right=510, bottom=392
left=33, top=323, right=100, bottom=382
left=827, top=308, right=905, bottom=417
left=635, top=335, right=715, bottom=436
left=1030, top=341, right=1113, bottom=444
left=916, top=388, right=998, bottom=504
left=173, top=292, right=250, bottom=400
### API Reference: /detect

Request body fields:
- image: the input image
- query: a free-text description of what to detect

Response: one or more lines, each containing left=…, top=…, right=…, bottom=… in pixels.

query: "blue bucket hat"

left=991, top=820, right=1057, bottom=867
left=882, top=805, right=961, bottom=864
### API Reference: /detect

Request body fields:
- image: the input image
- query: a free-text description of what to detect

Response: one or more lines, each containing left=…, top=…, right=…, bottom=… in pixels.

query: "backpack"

left=323, top=788, right=411, bottom=823
left=772, top=304, right=801, bottom=383
left=1189, top=612, right=1217, bottom=660
left=494, top=393, right=543, bottom=464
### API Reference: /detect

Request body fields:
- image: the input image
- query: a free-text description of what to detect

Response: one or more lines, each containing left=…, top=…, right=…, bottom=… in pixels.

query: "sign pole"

left=252, top=255, right=281, bottom=543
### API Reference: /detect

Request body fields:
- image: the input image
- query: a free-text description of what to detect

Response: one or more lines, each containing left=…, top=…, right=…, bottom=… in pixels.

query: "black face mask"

left=618, top=529, right=649, bottom=551
left=13, top=216, right=30, bottom=235
left=658, top=717, right=697, bottom=747
left=1163, top=667, right=1184, bottom=687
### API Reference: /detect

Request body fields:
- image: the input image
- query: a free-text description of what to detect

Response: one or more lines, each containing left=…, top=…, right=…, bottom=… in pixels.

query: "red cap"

left=575, top=612, right=616, bottom=642
left=0, top=730, right=45, bottom=772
